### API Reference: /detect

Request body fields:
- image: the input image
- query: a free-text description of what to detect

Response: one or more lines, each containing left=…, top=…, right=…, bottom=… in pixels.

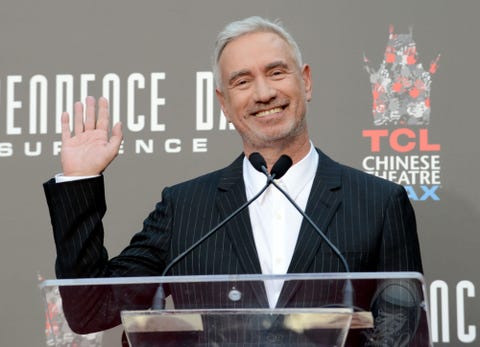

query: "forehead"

left=218, top=31, right=296, bottom=72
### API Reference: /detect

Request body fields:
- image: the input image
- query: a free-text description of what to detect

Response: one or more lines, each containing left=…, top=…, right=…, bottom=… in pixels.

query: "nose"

left=253, top=77, right=276, bottom=103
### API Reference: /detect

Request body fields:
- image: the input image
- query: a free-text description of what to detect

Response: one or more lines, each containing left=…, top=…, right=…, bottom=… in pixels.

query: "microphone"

left=152, top=153, right=292, bottom=309
left=248, top=152, right=292, bottom=180
left=251, top=153, right=354, bottom=308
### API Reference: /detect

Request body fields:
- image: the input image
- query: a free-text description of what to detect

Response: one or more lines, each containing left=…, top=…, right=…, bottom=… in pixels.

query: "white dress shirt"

left=243, top=144, right=319, bottom=307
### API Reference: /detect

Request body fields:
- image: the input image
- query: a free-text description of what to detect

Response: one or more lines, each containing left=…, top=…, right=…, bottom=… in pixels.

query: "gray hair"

left=213, top=16, right=303, bottom=89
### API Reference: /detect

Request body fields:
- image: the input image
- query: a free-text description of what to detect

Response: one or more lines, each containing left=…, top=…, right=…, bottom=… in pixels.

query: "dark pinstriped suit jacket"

left=44, top=148, right=423, bottom=342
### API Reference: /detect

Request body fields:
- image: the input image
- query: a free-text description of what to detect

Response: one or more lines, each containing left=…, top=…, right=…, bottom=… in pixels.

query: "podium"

left=39, top=272, right=432, bottom=346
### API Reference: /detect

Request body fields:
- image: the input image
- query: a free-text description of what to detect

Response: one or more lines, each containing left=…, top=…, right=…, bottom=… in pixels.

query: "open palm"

left=61, top=96, right=123, bottom=176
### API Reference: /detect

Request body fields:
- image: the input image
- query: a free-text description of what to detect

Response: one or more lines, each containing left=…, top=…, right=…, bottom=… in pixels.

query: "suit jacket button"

left=261, top=318, right=273, bottom=329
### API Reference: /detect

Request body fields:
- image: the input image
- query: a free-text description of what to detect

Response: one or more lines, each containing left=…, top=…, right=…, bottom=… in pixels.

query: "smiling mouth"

left=254, top=107, right=284, bottom=118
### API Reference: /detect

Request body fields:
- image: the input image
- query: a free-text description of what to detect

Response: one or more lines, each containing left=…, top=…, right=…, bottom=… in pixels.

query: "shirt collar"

left=243, top=142, right=319, bottom=203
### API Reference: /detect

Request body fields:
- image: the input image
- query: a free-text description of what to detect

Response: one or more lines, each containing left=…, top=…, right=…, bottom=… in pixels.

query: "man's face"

left=216, top=31, right=312, bottom=152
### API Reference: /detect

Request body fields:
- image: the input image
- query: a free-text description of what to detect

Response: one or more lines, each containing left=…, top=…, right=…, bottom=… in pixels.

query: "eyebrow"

left=228, top=69, right=250, bottom=86
left=227, top=60, right=291, bottom=86
left=265, top=60, right=290, bottom=71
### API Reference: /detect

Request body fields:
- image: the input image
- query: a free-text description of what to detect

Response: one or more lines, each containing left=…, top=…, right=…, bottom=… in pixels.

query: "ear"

left=301, top=64, right=313, bottom=102
left=215, top=88, right=231, bottom=121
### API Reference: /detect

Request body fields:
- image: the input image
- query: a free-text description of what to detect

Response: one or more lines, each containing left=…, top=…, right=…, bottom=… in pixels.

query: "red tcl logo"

left=363, top=128, right=441, bottom=153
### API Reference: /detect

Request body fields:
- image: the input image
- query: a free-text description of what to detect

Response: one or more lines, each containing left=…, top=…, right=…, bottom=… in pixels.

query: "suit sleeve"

left=44, top=176, right=109, bottom=278
left=43, top=175, right=173, bottom=333
left=377, top=184, right=423, bottom=273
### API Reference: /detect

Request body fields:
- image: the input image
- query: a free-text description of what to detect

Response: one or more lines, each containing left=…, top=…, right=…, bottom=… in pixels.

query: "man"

left=44, top=16, right=424, bottom=346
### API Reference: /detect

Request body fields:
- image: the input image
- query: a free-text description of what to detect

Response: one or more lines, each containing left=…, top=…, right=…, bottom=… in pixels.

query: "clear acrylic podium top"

left=39, top=272, right=432, bottom=347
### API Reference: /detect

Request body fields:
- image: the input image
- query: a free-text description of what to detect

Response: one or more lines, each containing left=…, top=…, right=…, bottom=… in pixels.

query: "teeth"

left=255, top=107, right=283, bottom=117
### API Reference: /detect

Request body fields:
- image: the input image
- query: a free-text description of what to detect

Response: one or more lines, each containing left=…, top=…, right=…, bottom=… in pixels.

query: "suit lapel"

left=277, top=149, right=343, bottom=308
left=215, top=154, right=269, bottom=307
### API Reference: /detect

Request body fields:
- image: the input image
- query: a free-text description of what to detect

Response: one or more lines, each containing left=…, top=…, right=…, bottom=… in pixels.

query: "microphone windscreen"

left=248, top=152, right=267, bottom=173
left=271, top=155, right=292, bottom=179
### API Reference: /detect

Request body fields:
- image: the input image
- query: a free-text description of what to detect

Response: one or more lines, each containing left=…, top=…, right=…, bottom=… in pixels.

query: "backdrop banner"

left=0, top=1, right=477, bottom=346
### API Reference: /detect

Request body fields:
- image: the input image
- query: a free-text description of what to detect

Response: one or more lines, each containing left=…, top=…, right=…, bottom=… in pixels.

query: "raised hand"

left=61, top=96, right=123, bottom=176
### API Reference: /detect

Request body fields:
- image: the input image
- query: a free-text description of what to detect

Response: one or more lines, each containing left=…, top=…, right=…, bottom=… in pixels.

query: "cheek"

left=221, top=99, right=236, bottom=120
left=228, top=96, right=250, bottom=117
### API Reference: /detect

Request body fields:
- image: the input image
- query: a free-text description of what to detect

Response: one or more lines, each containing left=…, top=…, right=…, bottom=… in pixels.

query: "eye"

left=270, top=69, right=286, bottom=79
left=233, top=78, right=251, bottom=89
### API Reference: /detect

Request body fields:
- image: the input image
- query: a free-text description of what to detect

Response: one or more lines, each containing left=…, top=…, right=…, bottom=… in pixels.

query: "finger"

left=84, top=96, right=96, bottom=131
left=61, top=112, right=71, bottom=142
left=96, top=96, right=110, bottom=131
left=73, top=101, right=84, bottom=135
left=109, top=122, right=123, bottom=151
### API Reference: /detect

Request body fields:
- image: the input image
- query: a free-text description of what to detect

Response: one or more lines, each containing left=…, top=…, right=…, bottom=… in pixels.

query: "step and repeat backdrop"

left=0, top=0, right=478, bottom=345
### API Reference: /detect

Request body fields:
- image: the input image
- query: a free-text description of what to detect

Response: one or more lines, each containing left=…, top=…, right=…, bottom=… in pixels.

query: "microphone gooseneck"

left=250, top=152, right=354, bottom=308
left=152, top=153, right=288, bottom=309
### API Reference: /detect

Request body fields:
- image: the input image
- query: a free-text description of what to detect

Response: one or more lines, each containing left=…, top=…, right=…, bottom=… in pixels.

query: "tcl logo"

left=363, top=128, right=440, bottom=153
